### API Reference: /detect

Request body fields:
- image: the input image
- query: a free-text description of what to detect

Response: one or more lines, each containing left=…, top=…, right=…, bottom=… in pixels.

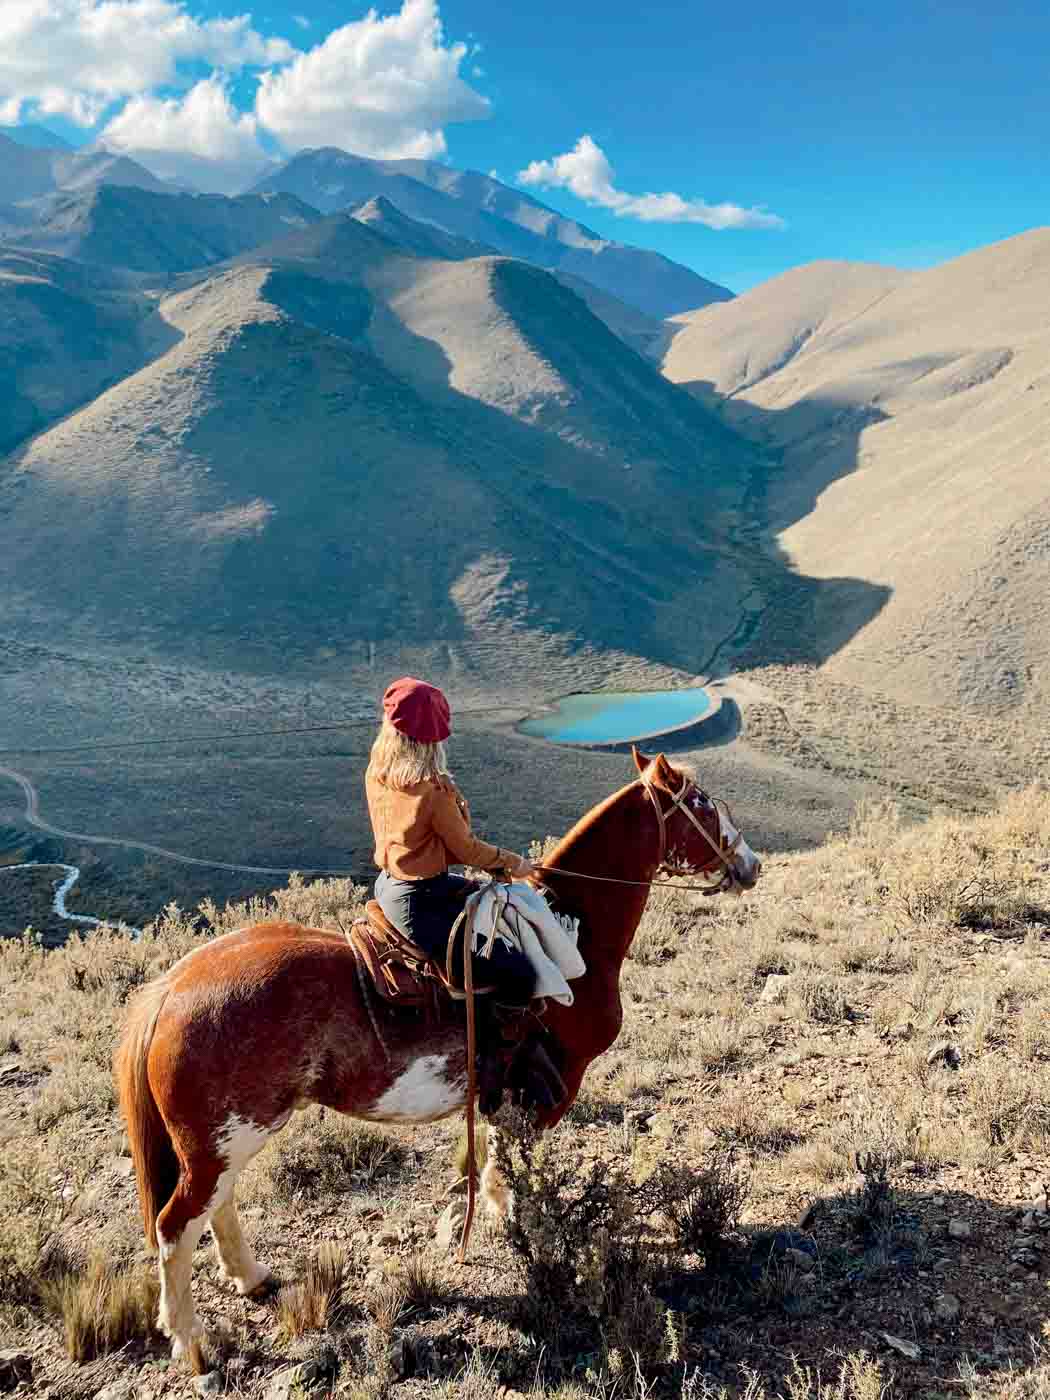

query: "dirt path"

left=0, top=762, right=353, bottom=877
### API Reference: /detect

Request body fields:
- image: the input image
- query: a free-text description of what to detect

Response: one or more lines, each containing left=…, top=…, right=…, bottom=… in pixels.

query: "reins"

left=534, top=776, right=742, bottom=896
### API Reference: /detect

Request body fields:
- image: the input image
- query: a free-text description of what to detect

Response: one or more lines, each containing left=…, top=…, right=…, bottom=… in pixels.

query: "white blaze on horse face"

left=371, top=1054, right=466, bottom=1124
left=721, top=808, right=761, bottom=891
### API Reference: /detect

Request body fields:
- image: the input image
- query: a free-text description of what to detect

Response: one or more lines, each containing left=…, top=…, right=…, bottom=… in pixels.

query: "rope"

left=458, top=901, right=479, bottom=1266
left=533, top=864, right=725, bottom=894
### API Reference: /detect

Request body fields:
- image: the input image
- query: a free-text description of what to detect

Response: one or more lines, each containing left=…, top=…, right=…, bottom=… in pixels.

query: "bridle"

left=532, top=774, right=750, bottom=895
left=642, top=774, right=743, bottom=895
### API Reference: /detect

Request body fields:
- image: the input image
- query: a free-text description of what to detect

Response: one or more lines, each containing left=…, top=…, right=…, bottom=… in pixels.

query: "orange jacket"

left=366, top=772, right=511, bottom=879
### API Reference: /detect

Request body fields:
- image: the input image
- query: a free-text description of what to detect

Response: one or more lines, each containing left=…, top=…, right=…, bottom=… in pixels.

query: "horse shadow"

left=657, top=1175, right=1049, bottom=1395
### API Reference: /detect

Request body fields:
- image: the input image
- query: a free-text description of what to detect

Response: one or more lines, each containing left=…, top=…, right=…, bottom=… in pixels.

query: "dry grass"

left=275, top=1242, right=349, bottom=1340
left=4, top=793, right=1050, bottom=1396
left=40, top=1250, right=158, bottom=1361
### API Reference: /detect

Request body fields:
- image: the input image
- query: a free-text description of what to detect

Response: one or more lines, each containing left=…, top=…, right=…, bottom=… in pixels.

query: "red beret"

left=382, top=676, right=451, bottom=743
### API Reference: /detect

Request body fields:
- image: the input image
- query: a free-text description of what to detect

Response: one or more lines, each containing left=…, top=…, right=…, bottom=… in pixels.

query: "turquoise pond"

left=518, top=687, right=713, bottom=746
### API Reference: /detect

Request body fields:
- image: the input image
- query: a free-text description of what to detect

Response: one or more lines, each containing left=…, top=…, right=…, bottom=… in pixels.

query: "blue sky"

left=4, top=0, right=1049, bottom=291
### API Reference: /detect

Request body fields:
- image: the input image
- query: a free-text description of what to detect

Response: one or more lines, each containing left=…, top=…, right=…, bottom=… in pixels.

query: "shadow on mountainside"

left=0, top=255, right=891, bottom=684
left=674, top=375, right=894, bottom=674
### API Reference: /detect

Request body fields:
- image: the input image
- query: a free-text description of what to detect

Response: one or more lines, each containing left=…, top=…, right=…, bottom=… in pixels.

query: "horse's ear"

left=632, top=746, right=652, bottom=775
left=653, top=752, right=672, bottom=780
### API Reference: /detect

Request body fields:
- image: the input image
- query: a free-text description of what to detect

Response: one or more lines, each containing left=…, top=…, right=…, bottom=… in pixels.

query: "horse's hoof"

left=245, top=1273, right=280, bottom=1300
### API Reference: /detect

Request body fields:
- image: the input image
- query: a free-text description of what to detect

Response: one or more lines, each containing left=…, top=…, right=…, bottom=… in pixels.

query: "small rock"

left=94, top=1383, right=135, bottom=1400
left=926, top=1041, right=961, bottom=1069
left=1014, top=1233, right=1039, bottom=1248
left=435, top=1201, right=465, bottom=1252
left=646, top=1110, right=677, bottom=1138
left=193, top=1373, right=222, bottom=1396
left=948, top=1217, right=971, bottom=1240
left=759, top=973, right=792, bottom=1005
left=1022, top=1211, right=1036, bottom=1230
left=112, top=1155, right=136, bottom=1178
left=881, top=1333, right=921, bottom=1361
left=890, top=1020, right=915, bottom=1041
left=934, top=1293, right=961, bottom=1323
left=0, top=1351, right=32, bottom=1392
left=377, top=1229, right=399, bottom=1247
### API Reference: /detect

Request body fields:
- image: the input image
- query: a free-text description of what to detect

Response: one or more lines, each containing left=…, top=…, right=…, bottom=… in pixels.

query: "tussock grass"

left=275, top=1241, right=349, bottom=1340
left=40, top=1251, right=158, bottom=1361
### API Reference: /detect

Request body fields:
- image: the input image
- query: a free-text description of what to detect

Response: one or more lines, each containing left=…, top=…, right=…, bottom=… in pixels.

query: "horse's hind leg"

left=155, top=1158, right=221, bottom=1369
left=211, top=1196, right=269, bottom=1295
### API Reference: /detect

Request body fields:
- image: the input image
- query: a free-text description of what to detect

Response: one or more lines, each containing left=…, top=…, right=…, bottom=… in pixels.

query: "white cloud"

left=0, top=0, right=293, bottom=127
left=255, top=0, right=489, bottom=160
left=102, top=77, right=269, bottom=192
left=2, top=0, right=489, bottom=184
left=518, top=134, right=785, bottom=231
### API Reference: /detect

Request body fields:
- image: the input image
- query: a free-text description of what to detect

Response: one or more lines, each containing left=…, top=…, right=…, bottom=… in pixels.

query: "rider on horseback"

left=365, top=677, right=565, bottom=1111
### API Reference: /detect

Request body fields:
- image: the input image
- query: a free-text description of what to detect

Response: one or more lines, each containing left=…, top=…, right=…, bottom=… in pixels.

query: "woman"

left=365, top=676, right=564, bottom=1111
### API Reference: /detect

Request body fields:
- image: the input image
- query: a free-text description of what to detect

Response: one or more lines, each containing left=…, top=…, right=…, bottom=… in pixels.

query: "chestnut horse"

left=116, top=749, right=760, bottom=1367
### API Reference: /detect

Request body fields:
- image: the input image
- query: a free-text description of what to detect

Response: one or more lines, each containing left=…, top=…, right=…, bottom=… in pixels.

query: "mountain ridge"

left=246, top=146, right=733, bottom=319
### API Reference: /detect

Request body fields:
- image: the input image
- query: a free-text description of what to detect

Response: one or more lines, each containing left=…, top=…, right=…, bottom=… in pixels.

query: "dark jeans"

left=374, top=870, right=535, bottom=1006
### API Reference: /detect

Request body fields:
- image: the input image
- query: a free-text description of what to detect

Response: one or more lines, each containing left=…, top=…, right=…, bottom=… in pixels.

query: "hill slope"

left=0, top=249, right=162, bottom=454
left=9, top=186, right=323, bottom=275
left=247, top=147, right=733, bottom=318
left=0, top=221, right=766, bottom=682
left=663, top=231, right=1050, bottom=721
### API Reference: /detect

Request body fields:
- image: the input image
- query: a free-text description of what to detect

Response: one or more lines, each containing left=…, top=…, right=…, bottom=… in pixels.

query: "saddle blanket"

left=466, top=882, right=586, bottom=1007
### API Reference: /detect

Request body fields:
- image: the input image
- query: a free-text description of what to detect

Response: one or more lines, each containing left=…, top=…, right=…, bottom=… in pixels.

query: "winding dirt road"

left=0, top=763, right=352, bottom=876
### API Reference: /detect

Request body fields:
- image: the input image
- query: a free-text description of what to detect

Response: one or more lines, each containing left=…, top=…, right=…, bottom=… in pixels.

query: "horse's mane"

left=542, top=755, right=695, bottom=870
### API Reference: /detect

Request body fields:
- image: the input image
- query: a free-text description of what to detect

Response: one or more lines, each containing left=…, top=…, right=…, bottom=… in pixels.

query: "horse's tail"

left=115, top=976, right=179, bottom=1251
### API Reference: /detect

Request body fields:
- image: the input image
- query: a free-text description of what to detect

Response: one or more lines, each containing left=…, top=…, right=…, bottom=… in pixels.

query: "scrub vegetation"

left=3, top=791, right=1050, bottom=1397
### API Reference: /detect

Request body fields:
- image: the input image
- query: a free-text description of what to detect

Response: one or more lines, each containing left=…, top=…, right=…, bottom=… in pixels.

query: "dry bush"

left=493, top=1109, right=669, bottom=1372
left=276, top=1241, right=349, bottom=1340
left=650, top=1152, right=748, bottom=1263
left=0, top=1133, right=80, bottom=1306
left=710, top=1086, right=800, bottom=1155
left=253, top=1108, right=402, bottom=1202
left=40, top=1251, right=158, bottom=1361
left=695, top=1015, right=751, bottom=1073
left=789, top=972, right=851, bottom=1025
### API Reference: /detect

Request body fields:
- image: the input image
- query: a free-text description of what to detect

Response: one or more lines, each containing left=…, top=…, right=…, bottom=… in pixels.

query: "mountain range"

left=0, top=176, right=772, bottom=683
left=3, top=125, right=1049, bottom=749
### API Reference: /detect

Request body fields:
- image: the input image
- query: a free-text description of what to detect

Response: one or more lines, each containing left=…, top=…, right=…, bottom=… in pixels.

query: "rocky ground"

left=3, top=786, right=1050, bottom=1398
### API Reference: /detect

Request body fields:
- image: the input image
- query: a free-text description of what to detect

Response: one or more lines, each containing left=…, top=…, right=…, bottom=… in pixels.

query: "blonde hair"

left=367, top=719, right=451, bottom=789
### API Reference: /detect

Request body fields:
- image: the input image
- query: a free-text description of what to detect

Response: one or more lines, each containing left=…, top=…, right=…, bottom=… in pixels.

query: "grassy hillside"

left=3, top=792, right=1050, bottom=1397
left=663, top=231, right=1050, bottom=727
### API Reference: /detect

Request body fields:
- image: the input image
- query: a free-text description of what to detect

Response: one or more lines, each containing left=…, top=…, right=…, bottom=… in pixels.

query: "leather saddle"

left=347, top=900, right=495, bottom=1017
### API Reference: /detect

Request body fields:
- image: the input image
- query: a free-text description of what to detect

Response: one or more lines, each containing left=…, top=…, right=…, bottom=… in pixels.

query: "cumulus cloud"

left=519, top=134, right=785, bottom=231
left=102, top=77, right=270, bottom=192
left=1, top=0, right=489, bottom=186
left=0, top=0, right=293, bottom=128
left=255, top=0, right=489, bottom=160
